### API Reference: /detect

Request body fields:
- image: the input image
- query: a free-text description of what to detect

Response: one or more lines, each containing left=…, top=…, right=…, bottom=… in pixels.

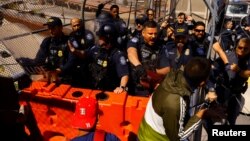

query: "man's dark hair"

left=143, top=20, right=158, bottom=29
left=194, top=21, right=206, bottom=29
left=184, top=57, right=211, bottom=87
left=177, top=12, right=186, bottom=17
left=110, top=4, right=119, bottom=11
left=146, top=8, right=154, bottom=14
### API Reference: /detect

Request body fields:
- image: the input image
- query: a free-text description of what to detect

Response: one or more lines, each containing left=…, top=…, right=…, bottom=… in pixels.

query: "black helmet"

left=95, top=11, right=114, bottom=33
left=96, top=23, right=117, bottom=39
left=96, top=11, right=113, bottom=24
left=135, top=14, right=148, bottom=25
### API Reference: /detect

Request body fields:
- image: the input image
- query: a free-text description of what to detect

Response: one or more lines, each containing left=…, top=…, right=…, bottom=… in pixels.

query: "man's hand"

left=135, top=65, right=147, bottom=79
left=186, top=15, right=193, bottom=21
left=205, top=91, right=217, bottom=103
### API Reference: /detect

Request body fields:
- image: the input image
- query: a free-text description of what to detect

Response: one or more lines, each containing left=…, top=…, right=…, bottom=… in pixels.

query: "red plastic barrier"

left=125, top=95, right=149, bottom=134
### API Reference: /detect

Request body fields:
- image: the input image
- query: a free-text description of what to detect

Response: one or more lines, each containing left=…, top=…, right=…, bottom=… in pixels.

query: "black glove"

left=135, top=65, right=147, bottom=79
left=98, top=3, right=105, bottom=10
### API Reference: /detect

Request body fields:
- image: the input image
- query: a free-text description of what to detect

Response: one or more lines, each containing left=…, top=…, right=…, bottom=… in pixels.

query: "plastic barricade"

left=20, top=82, right=150, bottom=141
left=125, top=95, right=149, bottom=134
left=20, top=83, right=79, bottom=140
left=90, top=90, right=128, bottom=139
left=51, top=84, right=71, bottom=99
left=35, top=83, right=56, bottom=98
left=63, top=87, right=92, bottom=102
left=21, top=81, right=47, bottom=95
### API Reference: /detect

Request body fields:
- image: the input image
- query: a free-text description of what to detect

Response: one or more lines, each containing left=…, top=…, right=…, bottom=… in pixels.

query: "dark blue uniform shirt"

left=87, top=45, right=129, bottom=90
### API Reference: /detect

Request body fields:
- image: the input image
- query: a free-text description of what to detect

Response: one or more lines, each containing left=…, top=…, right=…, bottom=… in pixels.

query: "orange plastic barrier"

left=125, top=95, right=149, bottom=134
left=36, top=83, right=57, bottom=97
left=51, top=84, right=71, bottom=99
left=63, top=87, right=92, bottom=102
left=22, top=81, right=47, bottom=94
left=20, top=82, right=150, bottom=141
left=90, top=90, right=128, bottom=139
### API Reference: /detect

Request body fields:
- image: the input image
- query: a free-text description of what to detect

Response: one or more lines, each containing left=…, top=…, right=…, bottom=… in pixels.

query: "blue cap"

left=44, top=17, right=62, bottom=27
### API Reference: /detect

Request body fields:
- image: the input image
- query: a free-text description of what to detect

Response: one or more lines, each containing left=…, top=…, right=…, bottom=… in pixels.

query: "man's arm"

left=239, top=69, right=250, bottom=78
left=113, top=75, right=129, bottom=94
left=127, top=47, right=141, bottom=66
left=212, top=42, right=229, bottom=64
left=156, top=66, right=170, bottom=76
left=68, top=41, right=86, bottom=59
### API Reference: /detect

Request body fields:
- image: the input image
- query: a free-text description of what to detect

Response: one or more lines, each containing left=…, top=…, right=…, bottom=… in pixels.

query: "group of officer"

left=17, top=5, right=250, bottom=126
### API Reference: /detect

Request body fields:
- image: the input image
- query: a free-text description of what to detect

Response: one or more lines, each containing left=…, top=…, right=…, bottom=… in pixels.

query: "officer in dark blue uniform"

left=18, top=17, right=75, bottom=84
left=165, top=30, right=192, bottom=71
left=95, top=4, right=127, bottom=52
left=68, top=17, right=95, bottom=88
left=189, top=21, right=229, bottom=65
left=174, top=12, right=195, bottom=36
left=219, top=20, right=235, bottom=51
left=213, top=38, right=250, bottom=125
left=127, top=21, right=170, bottom=96
left=87, top=23, right=129, bottom=93
left=128, top=14, right=148, bottom=40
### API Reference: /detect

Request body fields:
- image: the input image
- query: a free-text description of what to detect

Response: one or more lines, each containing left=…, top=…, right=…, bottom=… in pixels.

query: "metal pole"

left=81, top=0, right=87, bottom=23
left=204, top=0, right=216, bottom=59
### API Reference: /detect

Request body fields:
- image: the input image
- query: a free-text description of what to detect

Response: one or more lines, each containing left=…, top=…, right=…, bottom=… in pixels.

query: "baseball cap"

left=43, top=17, right=62, bottom=28
left=71, top=97, right=98, bottom=130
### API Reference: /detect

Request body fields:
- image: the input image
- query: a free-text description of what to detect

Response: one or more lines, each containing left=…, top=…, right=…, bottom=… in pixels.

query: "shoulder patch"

left=86, top=33, right=94, bottom=40
left=207, top=36, right=211, bottom=41
left=119, top=56, right=126, bottom=65
left=131, top=37, right=139, bottom=43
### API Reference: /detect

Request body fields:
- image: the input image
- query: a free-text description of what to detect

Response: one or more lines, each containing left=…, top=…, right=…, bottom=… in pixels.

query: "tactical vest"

left=139, top=43, right=159, bottom=71
left=47, top=37, right=68, bottom=70
left=190, top=34, right=211, bottom=58
left=89, top=47, right=118, bottom=89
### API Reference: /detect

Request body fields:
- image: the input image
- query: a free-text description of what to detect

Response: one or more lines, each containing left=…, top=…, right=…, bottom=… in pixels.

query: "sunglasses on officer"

left=237, top=46, right=249, bottom=51
left=194, top=29, right=205, bottom=33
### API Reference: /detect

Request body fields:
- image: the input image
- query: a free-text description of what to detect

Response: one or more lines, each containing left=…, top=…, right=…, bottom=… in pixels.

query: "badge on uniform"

left=58, top=50, right=63, bottom=57
left=102, top=60, right=107, bottom=67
